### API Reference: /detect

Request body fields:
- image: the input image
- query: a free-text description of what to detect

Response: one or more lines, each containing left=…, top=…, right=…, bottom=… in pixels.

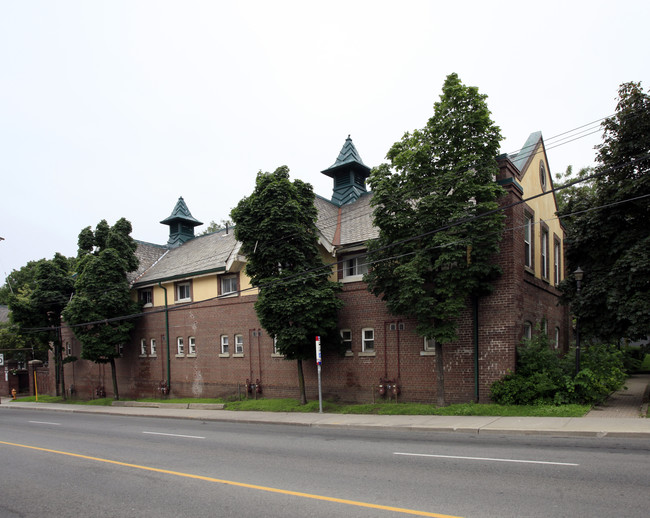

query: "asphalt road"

left=1, top=409, right=649, bottom=517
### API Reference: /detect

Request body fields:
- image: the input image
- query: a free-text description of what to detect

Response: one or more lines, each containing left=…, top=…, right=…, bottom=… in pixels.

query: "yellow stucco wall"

left=519, top=142, right=564, bottom=284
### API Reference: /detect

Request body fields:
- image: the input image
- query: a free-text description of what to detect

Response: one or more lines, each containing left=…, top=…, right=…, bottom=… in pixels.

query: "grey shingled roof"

left=338, top=192, right=378, bottom=245
left=0, top=305, right=9, bottom=323
left=133, top=229, right=238, bottom=286
left=314, top=195, right=340, bottom=245
left=130, top=241, right=169, bottom=283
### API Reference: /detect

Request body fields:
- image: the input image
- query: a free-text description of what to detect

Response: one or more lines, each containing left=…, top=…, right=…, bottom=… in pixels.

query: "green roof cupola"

left=321, top=135, right=370, bottom=206
left=160, top=196, right=203, bottom=248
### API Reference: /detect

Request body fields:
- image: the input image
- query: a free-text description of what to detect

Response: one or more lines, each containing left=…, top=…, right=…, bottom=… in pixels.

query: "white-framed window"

left=343, top=254, right=369, bottom=280
left=539, top=160, right=547, bottom=192
left=188, top=336, right=196, bottom=355
left=235, top=334, right=244, bottom=354
left=118, top=343, right=124, bottom=357
left=554, top=238, right=561, bottom=286
left=177, top=337, right=184, bottom=355
left=150, top=338, right=157, bottom=356
left=221, top=275, right=238, bottom=296
left=542, top=319, right=548, bottom=336
left=541, top=228, right=549, bottom=279
left=361, top=328, right=374, bottom=352
left=523, top=321, right=533, bottom=340
left=341, top=329, right=352, bottom=354
left=140, top=339, right=147, bottom=356
left=272, top=336, right=281, bottom=356
left=139, top=288, right=153, bottom=306
left=66, top=341, right=71, bottom=356
left=176, top=281, right=191, bottom=302
left=221, top=335, right=229, bottom=355
left=424, top=337, right=435, bottom=352
left=524, top=213, right=533, bottom=268
left=554, top=327, right=560, bottom=349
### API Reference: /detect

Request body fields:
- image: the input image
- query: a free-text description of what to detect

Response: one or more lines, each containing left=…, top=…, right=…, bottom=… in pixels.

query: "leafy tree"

left=0, top=259, right=46, bottom=305
left=62, top=219, right=140, bottom=400
left=200, top=219, right=232, bottom=235
left=6, top=254, right=74, bottom=395
left=554, top=165, right=595, bottom=215
left=561, top=82, right=650, bottom=342
left=366, top=73, right=505, bottom=405
left=231, top=166, right=343, bottom=404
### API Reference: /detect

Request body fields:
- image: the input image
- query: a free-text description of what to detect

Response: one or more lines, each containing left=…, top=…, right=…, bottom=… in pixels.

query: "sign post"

left=315, top=336, right=323, bottom=413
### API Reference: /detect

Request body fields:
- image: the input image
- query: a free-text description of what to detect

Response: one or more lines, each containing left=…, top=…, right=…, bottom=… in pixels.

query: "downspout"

left=473, top=295, right=479, bottom=402
left=159, top=282, right=171, bottom=394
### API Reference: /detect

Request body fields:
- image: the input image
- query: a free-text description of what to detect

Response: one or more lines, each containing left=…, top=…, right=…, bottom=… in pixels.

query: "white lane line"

left=29, top=421, right=61, bottom=426
left=394, top=452, right=579, bottom=466
left=142, top=431, right=205, bottom=439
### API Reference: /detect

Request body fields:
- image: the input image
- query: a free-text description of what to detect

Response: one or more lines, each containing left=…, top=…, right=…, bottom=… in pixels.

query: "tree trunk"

left=296, top=359, right=307, bottom=405
left=435, top=341, right=445, bottom=406
left=59, top=341, right=66, bottom=401
left=109, top=357, right=119, bottom=400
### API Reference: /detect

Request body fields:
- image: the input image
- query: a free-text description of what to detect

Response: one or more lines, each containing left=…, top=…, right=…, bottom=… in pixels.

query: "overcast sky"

left=1, top=0, right=648, bottom=285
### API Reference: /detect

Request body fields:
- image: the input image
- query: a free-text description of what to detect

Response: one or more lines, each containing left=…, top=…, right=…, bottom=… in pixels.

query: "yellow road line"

left=1, top=440, right=462, bottom=518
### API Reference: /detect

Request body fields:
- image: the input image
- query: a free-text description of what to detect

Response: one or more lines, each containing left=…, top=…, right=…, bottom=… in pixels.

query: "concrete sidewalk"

left=2, top=374, right=648, bottom=439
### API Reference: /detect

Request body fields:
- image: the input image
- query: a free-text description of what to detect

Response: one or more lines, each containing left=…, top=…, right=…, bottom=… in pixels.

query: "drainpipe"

left=473, top=296, right=479, bottom=402
left=159, top=282, right=171, bottom=394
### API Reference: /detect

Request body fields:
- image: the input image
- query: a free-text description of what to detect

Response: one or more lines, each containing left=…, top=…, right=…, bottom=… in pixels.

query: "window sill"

left=271, top=353, right=285, bottom=358
left=175, top=354, right=185, bottom=358
left=150, top=354, right=157, bottom=358
left=342, top=275, right=365, bottom=284
left=344, top=351, right=354, bottom=357
left=187, top=353, right=197, bottom=358
left=220, top=292, right=238, bottom=298
left=420, top=351, right=435, bottom=356
left=358, top=351, right=376, bottom=357
left=175, top=298, right=191, bottom=304
left=219, top=353, right=230, bottom=358
left=139, top=354, right=148, bottom=358
left=142, top=303, right=153, bottom=308
left=233, top=353, right=244, bottom=358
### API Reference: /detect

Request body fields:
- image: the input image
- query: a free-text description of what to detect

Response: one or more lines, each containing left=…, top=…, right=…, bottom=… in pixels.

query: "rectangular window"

left=423, top=337, right=436, bottom=352
left=524, top=213, right=533, bottom=268
left=177, top=337, right=184, bottom=355
left=362, top=328, right=374, bottom=351
left=118, top=344, right=124, bottom=357
left=235, top=334, right=244, bottom=354
left=139, top=288, right=153, bottom=306
left=66, top=341, right=71, bottom=356
left=188, top=336, right=196, bottom=355
left=554, top=238, right=561, bottom=286
left=221, top=276, right=238, bottom=296
left=176, top=281, right=191, bottom=302
left=273, top=336, right=281, bottom=356
left=554, top=327, right=560, bottom=350
left=523, top=321, right=533, bottom=340
left=541, top=228, right=549, bottom=279
left=221, top=335, right=229, bottom=355
left=140, top=339, right=147, bottom=356
left=343, top=254, right=369, bottom=279
left=341, top=329, right=352, bottom=353
left=150, top=339, right=157, bottom=356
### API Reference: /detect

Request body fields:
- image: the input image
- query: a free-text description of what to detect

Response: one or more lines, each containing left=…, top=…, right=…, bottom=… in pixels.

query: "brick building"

left=59, top=134, right=569, bottom=403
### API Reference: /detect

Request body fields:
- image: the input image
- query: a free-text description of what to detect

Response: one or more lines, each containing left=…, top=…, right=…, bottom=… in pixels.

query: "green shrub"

left=490, top=332, right=627, bottom=406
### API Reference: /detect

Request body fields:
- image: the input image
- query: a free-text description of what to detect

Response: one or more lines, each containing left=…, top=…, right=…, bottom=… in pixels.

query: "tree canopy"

left=62, top=218, right=140, bottom=399
left=560, top=81, right=650, bottom=342
left=231, top=166, right=343, bottom=403
left=365, top=73, right=505, bottom=404
left=5, top=253, right=74, bottom=394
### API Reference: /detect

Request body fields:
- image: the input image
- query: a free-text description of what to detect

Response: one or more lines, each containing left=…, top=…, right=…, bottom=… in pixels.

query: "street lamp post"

left=574, top=267, right=584, bottom=376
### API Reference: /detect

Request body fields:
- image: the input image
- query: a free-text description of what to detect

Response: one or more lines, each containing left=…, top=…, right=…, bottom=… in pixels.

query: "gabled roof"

left=133, top=229, right=238, bottom=287
left=129, top=241, right=169, bottom=283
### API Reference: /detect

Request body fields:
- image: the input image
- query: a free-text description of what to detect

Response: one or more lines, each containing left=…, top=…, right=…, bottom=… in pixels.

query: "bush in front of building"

left=490, top=332, right=627, bottom=406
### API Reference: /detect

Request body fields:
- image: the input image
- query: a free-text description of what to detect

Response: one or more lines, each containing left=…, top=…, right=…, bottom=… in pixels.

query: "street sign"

left=315, top=336, right=323, bottom=413
left=315, top=336, right=321, bottom=365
